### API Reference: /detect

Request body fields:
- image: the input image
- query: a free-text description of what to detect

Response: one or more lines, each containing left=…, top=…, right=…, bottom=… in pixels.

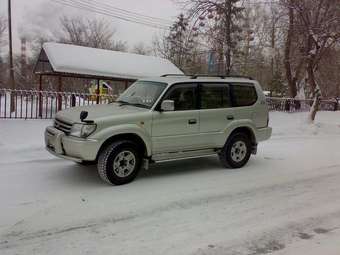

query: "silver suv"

left=45, top=75, right=272, bottom=185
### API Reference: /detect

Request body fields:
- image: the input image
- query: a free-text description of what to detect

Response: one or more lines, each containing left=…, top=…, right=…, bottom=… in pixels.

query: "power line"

left=54, top=0, right=170, bottom=28
left=80, top=0, right=172, bottom=25
left=52, top=0, right=171, bottom=29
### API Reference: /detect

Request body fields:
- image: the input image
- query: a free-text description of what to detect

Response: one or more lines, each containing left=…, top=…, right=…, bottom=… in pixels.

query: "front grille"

left=54, top=118, right=72, bottom=135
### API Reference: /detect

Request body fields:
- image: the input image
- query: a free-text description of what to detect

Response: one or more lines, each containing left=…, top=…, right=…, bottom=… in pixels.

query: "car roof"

left=139, top=76, right=257, bottom=85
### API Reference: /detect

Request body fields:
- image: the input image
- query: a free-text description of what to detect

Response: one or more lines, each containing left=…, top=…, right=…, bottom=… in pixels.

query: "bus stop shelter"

left=34, top=42, right=183, bottom=112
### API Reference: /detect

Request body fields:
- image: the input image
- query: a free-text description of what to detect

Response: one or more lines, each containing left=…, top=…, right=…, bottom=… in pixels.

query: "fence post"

left=71, top=94, right=76, bottom=107
left=294, top=99, right=301, bottom=110
left=335, top=99, right=339, bottom=111
left=39, top=75, right=42, bottom=117
left=96, top=79, right=100, bottom=104
left=58, top=76, right=62, bottom=111
left=284, top=99, right=290, bottom=112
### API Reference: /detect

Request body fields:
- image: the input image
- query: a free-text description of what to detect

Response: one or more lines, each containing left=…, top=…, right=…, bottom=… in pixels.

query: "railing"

left=0, top=89, right=116, bottom=119
left=266, top=97, right=339, bottom=112
left=0, top=89, right=338, bottom=119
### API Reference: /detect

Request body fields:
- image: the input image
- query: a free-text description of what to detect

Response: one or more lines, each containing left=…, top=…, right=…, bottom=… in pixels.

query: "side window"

left=163, top=84, right=197, bottom=111
left=232, top=83, right=257, bottom=107
left=200, top=83, right=231, bottom=109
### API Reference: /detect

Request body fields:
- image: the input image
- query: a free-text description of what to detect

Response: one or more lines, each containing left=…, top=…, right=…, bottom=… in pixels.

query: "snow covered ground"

left=1, top=112, right=340, bottom=255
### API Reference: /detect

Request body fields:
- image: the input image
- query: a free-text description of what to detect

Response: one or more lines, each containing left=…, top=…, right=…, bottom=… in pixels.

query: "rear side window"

left=200, top=83, right=231, bottom=109
left=232, top=83, right=257, bottom=107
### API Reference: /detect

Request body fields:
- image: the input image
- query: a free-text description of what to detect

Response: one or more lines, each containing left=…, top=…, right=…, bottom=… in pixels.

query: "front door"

left=151, top=83, right=200, bottom=153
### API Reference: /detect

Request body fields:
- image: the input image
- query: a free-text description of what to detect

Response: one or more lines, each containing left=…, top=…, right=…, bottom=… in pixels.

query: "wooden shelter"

left=33, top=42, right=184, bottom=113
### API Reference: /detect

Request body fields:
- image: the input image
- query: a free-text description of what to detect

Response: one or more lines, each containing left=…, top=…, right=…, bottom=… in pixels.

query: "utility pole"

left=8, top=0, right=15, bottom=112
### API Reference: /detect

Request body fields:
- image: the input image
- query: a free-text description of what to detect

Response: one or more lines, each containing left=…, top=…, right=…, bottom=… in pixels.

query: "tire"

left=219, top=132, right=251, bottom=168
left=97, top=140, right=142, bottom=185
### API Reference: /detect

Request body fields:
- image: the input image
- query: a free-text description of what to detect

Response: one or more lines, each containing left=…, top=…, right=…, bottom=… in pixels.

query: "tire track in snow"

left=2, top=165, right=340, bottom=252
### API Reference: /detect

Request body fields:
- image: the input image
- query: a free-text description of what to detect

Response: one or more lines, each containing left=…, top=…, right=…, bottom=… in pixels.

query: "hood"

left=55, top=103, right=148, bottom=123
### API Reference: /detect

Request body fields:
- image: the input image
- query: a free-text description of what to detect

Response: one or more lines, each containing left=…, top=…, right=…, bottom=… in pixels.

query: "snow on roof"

left=42, top=43, right=184, bottom=80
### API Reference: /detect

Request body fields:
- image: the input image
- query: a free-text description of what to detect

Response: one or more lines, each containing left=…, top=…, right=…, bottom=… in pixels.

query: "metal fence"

left=266, top=97, right=339, bottom=112
left=0, top=89, right=116, bottom=119
left=0, top=89, right=339, bottom=119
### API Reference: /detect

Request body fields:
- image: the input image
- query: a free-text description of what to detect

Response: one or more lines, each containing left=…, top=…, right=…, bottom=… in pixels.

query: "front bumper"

left=45, top=126, right=100, bottom=162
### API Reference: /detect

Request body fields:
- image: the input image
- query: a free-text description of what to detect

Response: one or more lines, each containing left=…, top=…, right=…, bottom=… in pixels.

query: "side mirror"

left=80, top=111, right=88, bottom=122
left=161, top=100, right=175, bottom=112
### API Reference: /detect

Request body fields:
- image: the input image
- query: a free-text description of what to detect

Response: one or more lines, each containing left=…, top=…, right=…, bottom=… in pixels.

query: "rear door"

left=198, top=82, right=234, bottom=148
left=230, top=83, right=259, bottom=125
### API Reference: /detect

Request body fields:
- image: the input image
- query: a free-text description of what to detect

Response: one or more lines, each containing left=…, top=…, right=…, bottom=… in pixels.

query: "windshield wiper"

left=115, top=100, right=131, bottom=106
left=115, top=100, right=149, bottom=109
left=128, top=103, right=150, bottom=109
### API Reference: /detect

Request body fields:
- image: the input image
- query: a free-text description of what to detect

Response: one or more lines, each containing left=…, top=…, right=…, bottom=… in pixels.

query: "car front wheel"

left=219, top=132, right=251, bottom=168
left=97, top=140, right=142, bottom=185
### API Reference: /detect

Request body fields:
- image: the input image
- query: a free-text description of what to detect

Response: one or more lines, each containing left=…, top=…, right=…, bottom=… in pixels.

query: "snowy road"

left=1, top=112, right=340, bottom=255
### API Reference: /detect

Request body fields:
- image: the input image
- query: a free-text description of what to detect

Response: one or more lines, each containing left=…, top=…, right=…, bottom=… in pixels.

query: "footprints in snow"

left=202, top=227, right=334, bottom=255
left=248, top=240, right=285, bottom=254
left=297, top=227, right=332, bottom=241
left=313, top=227, right=332, bottom=234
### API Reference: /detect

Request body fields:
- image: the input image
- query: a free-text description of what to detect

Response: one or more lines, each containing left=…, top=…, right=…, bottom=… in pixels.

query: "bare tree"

left=318, top=47, right=340, bottom=98
left=282, top=0, right=340, bottom=121
left=153, top=14, right=203, bottom=73
left=59, top=16, right=127, bottom=51
left=132, top=42, right=151, bottom=55
left=0, top=15, right=7, bottom=47
left=0, top=15, right=8, bottom=87
left=179, top=0, right=245, bottom=75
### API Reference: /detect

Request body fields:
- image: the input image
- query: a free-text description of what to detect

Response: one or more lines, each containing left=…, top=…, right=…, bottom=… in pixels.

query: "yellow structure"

left=88, top=81, right=113, bottom=101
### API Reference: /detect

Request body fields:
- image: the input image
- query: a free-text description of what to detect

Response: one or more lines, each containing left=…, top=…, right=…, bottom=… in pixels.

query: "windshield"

left=116, top=81, right=167, bottom=109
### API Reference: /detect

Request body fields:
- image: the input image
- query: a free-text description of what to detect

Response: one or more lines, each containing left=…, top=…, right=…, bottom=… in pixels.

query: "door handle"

left=227, top=115, right=234, bottom=120
left=188, top=119, right=197, bottom=125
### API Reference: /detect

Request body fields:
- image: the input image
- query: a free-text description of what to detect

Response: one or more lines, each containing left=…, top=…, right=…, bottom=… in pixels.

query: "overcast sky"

left=1, top=0, right=181, bottom=54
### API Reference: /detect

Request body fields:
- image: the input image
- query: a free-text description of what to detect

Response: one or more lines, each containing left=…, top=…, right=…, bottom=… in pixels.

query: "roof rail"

left=190, top=74, right=253, bottom=80
left=161, top=74, right=187, bottom=77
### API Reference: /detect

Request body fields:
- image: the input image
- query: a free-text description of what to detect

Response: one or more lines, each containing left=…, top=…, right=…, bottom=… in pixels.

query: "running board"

left=152, top=149, right=217, bottom=163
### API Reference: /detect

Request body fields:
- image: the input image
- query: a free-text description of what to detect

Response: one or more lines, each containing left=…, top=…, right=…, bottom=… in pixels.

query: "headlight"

left=81, top=124, right=97, bottom=137
left=70, top=123, right=96, bottom=138
left=70, top=124, right=82, bottom=137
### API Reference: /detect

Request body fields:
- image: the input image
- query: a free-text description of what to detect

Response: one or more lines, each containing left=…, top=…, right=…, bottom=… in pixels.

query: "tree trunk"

left=306, top=34, right=320, bottom=122
left=308, top=94, right=321, bottom=123
left=224, top=0, right=232, bottom=75
left=284, top=5, right=297, bottom=98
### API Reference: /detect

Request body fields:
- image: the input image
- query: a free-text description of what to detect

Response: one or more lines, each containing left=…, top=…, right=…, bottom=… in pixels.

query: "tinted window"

left=200, top=83, right=231, bottom=109
left=232, top=84, right=257, bottom=107
left=163, top=84, right=197, bottom=111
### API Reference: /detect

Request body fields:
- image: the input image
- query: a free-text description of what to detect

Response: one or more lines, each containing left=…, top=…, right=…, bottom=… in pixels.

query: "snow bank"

left=0, top=119, right=52, bottom=164
left=270, top=111, right=340, bottom=137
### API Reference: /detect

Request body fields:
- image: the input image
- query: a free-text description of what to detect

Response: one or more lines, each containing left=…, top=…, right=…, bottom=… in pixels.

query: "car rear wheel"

left=219, top=132, right=251, bottom=168
left=97, top=140, right=142, bottom=185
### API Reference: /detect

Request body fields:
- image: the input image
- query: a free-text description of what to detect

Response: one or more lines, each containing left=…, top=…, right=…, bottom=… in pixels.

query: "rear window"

left=232, top=83, right=257, bottom=107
